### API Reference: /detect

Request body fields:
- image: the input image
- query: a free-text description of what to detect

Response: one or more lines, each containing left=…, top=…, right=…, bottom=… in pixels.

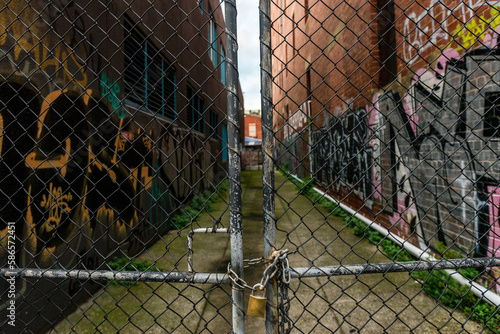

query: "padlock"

left=247, top=284, right=267, bottom=318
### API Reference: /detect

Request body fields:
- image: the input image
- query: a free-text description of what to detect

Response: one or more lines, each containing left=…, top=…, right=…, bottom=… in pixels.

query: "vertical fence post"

left=225, top=1, right=245, bottom=333
left=260, top=0, right=277, bottom=333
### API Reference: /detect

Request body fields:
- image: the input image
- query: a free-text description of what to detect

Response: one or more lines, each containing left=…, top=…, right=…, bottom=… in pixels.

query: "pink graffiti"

left=482, top=25, right=500, bottom=48
left=487, top=186, right=500, bottom=258
left=434, top=49, right=460, bottom=78
left=402, top=93, right=418, bottom=137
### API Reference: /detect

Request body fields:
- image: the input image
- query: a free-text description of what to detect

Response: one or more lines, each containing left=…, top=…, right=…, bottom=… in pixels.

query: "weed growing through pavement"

left=171, top=180, right=229, bottom=230
left=282, top=169, right=500, bottom=333
left=107, top=251, right=162, bottom=286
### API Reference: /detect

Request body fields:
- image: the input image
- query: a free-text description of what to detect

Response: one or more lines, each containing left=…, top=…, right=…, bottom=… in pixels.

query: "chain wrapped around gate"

left=227, top=249, right=292, bottom=323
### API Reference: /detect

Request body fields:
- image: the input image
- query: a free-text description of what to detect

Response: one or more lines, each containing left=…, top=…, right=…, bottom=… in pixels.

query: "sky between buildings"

left=236, top=0, right=261, bottom=110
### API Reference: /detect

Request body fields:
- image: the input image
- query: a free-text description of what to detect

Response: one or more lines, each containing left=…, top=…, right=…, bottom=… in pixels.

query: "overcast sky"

left=236, top=0, right=261, bottom=110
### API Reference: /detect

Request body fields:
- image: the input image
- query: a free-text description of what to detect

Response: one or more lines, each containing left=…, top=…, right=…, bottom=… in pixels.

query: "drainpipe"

left=288, top=173, right=500, bottom=307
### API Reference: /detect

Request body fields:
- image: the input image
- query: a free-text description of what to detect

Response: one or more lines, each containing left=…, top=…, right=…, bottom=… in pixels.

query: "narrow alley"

left=54, top=170, right=481, bottom=333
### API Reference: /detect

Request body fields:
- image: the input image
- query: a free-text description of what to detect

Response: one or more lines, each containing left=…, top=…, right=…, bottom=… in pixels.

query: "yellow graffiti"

left=25, top=185, right=37, bottom=255
left=25, top=90, right=94, bottom=177
left=142, top=136, right=153, bottom=151
left=80, top=185, right=91, bottom=224
left=37, top=90, right=64, bottom=138
left=83, top=89, right=93, bottom=106
left=0, top=4, right=41, bottom=62
left=0, top=5, right=88, bottom=87
left=111, top=118, right=125, bottom=164
left=87, top=151, right=117, bottom=183
left=25, top=138, right=71, bottom=177
left=96, top=206, right=128, bottom=240
left=451, top=8, right=500, bottom=50
left=141, top=165, right=153, bottom=191
left=39, top=183, right=73, bottom=233
left=131, top=168, right=139, bottom=192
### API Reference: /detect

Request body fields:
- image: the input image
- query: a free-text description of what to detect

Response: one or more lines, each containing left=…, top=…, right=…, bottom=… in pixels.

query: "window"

left=249, top=123, right=256, bottom=137
left=124, top=20, right=176, bottom=119
left=209, top=14, right=218, bottom=66
left=484, top=92, right=500, bottom=137
left=220, top=45, right=226, bottom=86
left=187, top=86, right=205, bottom=133
left=209, top=110, right=219, bottom=139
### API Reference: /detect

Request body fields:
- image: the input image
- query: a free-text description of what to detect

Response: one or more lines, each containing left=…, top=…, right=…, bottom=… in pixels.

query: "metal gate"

left=0, top=0, right=500, bottom=333
left=262, top=0, right=500, bottom=332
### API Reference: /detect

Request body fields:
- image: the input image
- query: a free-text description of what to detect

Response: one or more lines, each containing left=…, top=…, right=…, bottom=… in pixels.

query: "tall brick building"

left=271, top=0, right=500, bottom=287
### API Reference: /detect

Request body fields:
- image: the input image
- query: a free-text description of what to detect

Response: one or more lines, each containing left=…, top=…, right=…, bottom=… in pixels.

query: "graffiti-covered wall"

left=0, top=1, right=239, bottom=331
left=272, top=0, right=500, bottom=292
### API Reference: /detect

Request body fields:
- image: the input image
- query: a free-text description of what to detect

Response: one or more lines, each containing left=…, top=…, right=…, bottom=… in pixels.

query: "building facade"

left=272, top=0, right=500, bottom=291
left=0, top=0, right=243, bottom=331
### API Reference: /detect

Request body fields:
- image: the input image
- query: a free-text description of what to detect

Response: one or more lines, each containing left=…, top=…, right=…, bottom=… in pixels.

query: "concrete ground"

left=52, top=170, right=483, bottom=333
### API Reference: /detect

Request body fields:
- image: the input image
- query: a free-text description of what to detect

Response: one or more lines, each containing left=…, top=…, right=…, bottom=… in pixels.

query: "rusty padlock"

left=247, top=283, right=267, bottom=318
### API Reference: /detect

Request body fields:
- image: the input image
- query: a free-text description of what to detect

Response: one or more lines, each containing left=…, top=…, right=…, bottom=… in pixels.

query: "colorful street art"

left=0, top=1, right=227, bottom=331
left=311, top=47, right=500, bottom=264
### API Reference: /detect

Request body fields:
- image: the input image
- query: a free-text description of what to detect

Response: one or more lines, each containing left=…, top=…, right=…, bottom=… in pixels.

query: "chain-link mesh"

left=0, top=0, right=245, bottom=332
left=268, top=0, right=500, bottom=332
left=3, top=0, right=500, bottom=332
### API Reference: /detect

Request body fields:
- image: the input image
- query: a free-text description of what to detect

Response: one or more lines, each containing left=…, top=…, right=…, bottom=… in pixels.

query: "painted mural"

left=0, top=1, right=227, bottom=331
left=312, top=49, right=500, bottom=253
left=303, top=0, right=500, bottom=294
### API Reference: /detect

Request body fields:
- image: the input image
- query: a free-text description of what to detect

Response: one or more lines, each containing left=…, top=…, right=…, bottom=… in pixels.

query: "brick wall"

left=272, top=0, right=500, bottom=281
left=245, top=114, right=263, bottom=139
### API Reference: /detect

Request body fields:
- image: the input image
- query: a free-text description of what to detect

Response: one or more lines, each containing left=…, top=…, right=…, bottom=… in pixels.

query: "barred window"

left=209, top=12, right=217, bottom=66
left=220, top=44, right=226, bottom=86
left=209, top=109, right=219, bottom=139
left=187, top=86, right=205, bottom=133
left=124, top=20, right=176, bottom=120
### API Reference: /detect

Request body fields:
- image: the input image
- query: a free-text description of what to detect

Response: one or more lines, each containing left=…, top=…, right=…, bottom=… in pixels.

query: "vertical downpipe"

left=260, top=0, right=277, bottom=333
left=225, top=1, right=245, bottom=333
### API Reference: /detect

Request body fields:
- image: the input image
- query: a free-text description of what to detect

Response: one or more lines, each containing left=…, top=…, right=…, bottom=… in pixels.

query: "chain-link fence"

left=1, top=0, right=500, bottom=333
left=0, top=0, right=244, bottom=332
left=266, top=0, right=500, bottom=332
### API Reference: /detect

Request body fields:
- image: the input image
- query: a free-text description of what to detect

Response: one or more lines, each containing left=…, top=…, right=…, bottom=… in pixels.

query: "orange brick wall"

left=271, top=0, right=500, bottom=277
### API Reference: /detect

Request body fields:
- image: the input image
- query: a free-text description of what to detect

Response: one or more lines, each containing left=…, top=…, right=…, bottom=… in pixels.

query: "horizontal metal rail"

left=290, top=257, right=500, bottom=278
left=289, top=173, right=500, bottom=306
left=187, top=228, right=230, bottom=273
left=0, top=268, right=229, bottom=285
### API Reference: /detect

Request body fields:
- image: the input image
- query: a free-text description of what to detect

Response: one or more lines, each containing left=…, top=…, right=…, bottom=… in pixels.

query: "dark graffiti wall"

left=0, top=1, right=234, bottom=331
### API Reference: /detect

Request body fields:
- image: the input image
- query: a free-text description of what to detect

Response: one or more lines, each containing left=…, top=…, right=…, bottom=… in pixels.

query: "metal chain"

left=273, top=250, right=292, bottom=333
left=278, top=278, right=292, bottom=334
left=227, top=263, right=257, bottom=291
left=227, top=249, right=291, bottom=291
left=259, top=249, right=290, bottom=288
left=244, top=257, right=266, bottom=268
